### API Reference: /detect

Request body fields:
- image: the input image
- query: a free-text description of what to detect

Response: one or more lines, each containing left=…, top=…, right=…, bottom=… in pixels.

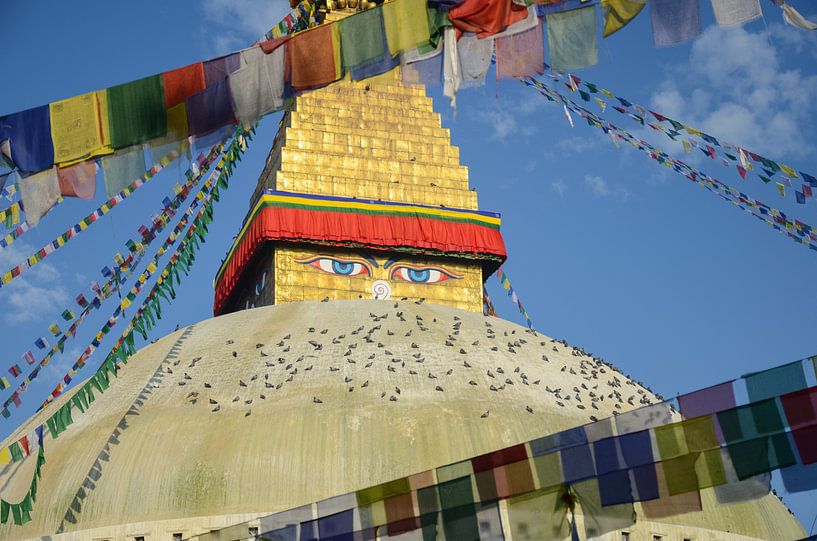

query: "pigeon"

left=232, top=396, right=240, bottom=402
left=481, top=410, right=490, bottom=418
left=226, top=339, right=235, bottom=345
left=245, top=411, right=252, bottom=417
left=428, top=372, right=437, bottom=379
left=209, top=399, right=218, bottom=405
left=435, top=386, right=444, bottom=392
left=463, top=361, right=471, bottom=368
left=239, top=380, right=247, bottom=387
left=446, top=369, right=453, bottom=376
left=212, top=405, right=220, bottom=412
left=526, top=406, right=534, bottom=414
left=313, top=397, right=323, bottom=404
left=204, top=383, right=212, bottom=388
left=389, top=395, right=398, bottom=402
left=362, top=381, right=369, bottom=388
left=260, top=394, right=266, bottom=400
left=469, top=380, right=478, bottom=386
left=232, top=351, right=238, bottom=358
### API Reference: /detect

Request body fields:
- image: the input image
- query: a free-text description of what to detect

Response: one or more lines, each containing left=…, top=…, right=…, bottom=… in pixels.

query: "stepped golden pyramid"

left=0, top=15, right=805, bottom=540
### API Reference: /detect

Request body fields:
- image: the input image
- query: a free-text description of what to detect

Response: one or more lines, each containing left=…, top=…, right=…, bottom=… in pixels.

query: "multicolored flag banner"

left=535, top=70, right=816, bottom=201
left=0, top=141, right=191, bottom=287
left=522, top=76, right=817, bottom=254
left=182, top=354, right=817, bottom=541
left=495, top=267, right=535, bottom=329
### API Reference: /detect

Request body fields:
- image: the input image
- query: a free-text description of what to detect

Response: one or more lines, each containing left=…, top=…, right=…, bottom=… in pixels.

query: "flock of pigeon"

left=165, top=300, right=660, bottom=423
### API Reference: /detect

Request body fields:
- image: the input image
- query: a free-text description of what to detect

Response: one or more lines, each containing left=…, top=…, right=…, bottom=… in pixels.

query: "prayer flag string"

left=532, top=70, right=817, bottom=202
left=0, top=141, right=226, bottom=415
left=183, top=353, right=817, bottom=541
left=494, top=266, right=534, bottom=330
left=0, top=141, right=196, bottom=287
left=0, top=127, right=252, bottom=528
left=522, top=77, right=817, bottom=254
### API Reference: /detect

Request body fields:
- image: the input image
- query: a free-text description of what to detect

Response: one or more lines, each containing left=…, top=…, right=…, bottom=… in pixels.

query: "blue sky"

left=1, top=0, right=816, bottom=531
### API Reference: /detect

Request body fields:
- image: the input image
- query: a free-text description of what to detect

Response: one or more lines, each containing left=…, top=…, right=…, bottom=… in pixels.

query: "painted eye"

left=390, top=266, right=459, bottom=284
left=300, top=257, right=370, bottom=277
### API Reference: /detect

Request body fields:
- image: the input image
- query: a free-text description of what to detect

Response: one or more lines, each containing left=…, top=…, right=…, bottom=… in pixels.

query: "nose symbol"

left=372, top=280, right=391, bottom=300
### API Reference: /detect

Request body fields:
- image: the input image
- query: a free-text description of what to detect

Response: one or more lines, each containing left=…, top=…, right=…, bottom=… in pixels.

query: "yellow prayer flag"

left=780, top=164, right=798, bottom=178
left=382, top=0, right=430, bottom=55
left=0, top=447, right=10, bottom=465
left=777, top=182, right=786, bottom=196
left=595, top=97, right=607, bottom=111
left=121, top=297, right=131, bottom=309
left=682, top=140, right=692, bottom=153
left=50, top=91, right=113, bottom=165
left=167, top=103, right=189, bottom=141
left=602, top=0, right=646, bottom=38
left=600, top=89, right=614, bottom=99
left=685, top=127, right=702, bottom=136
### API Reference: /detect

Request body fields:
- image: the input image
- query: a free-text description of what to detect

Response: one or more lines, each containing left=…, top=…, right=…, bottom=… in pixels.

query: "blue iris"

left=407, top=269, right=430, bottom=282
left=332, top=260, right=355, bottom=275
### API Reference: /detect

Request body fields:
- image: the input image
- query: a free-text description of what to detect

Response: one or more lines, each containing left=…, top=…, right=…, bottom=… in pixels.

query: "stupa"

left=0, top=11, right=804, bottom=540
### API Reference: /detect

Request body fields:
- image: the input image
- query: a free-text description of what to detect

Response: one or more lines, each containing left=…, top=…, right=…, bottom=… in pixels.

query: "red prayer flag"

left=804, top=185, right=813, bottom=198
left=286, top=24, right=340, bottom=90
left=162, top=63, right=206, bottom=109
left=19, top=435, right=29, bottom=456
left=12, top=392, right=21, bottom=407
left=737, top=166, right=747, bottom=179
left=8, top=365, right=21, bottom=377
left=449, top=0, right=529, bottom=38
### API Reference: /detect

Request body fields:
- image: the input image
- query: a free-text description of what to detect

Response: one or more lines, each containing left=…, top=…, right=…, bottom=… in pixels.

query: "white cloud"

left=471, top=91, right=549, bottom=142
left=556, top=135, right=602, bottom=155
left=201, top=0, right=291, bottom=54
left=0, top=243, right=70, bottom=325
left=584, top=175, right=631, bottom=202
left=648, top=25, right=817, bottom=160
left=551, top=179, right=567, bottom=198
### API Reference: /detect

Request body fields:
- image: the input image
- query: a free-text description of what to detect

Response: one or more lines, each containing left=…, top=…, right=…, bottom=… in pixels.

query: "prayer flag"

left=0, top=105, right=55, bottom=175
left=57, top=160, right=97, bottom=200
left=0, top=377, right=7, bottom=390
left=286, top=24, right=342, bottom=90
left=19, top=166, right=60, bottom=226
left=34, top=337, right=49, bottom=350
left=203, top=53, right=241, bottom=86
left=711, top=0, right=762, bottom=26
left=49, top=91, right=112, bottom=165
left=602, top=0, right=645, bottom=37
left=547, top=6, right=598, bottom=71
left=186, top=79, right=236, bottom=136
left=76, top=293, right=89, bottom=307
left=48, top=323, right=61, bottom=337
left=382, top=0, right=432, bottom=54
left=496, top=18, right=545, bottom=78
left=61, top=309, right=75, bottom=321
left=8, top=365, right=20, bottom=378
left=107, top=75, right=168, bottom=149
left=101, top=145, right=146, bottom=197
left=229, top=43, right=287, bottom=124
left=22, top=351, right=36, bottom=365
left=162, top=62, right=206, bottom=109
left=339, top=8, right=387, bottom=71
left=649, top=0, right=701, bottom=47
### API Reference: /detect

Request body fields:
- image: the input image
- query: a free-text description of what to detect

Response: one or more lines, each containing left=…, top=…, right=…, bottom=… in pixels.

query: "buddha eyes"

left=295, top=256, right=461, bottom=284
left=298, top=257, right=370, bottom=277
left=390, top=265, right=460, bottom=284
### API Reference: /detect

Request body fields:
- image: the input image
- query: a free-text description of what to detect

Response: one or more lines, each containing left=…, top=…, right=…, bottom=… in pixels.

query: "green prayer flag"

left=9, top=442, right=23, bottom=462
left=1, top=499, right=9, bottom=524
left=339, top=8, right=387, bottom=72
left=107, top=75, right=167, bottom=149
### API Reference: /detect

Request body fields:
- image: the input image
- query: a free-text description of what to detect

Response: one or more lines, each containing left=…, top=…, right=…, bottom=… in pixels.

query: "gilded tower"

left=213, top=68, right=506, bottom=315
